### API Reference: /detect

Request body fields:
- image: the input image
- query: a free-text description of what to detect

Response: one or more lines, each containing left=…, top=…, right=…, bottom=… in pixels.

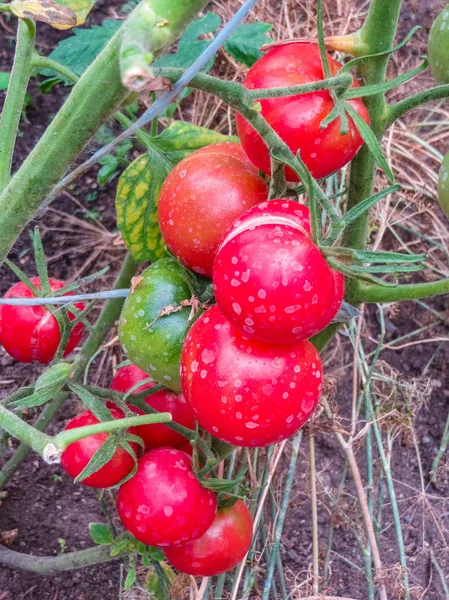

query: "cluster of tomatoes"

left=0, top=43, right=369, bottom=578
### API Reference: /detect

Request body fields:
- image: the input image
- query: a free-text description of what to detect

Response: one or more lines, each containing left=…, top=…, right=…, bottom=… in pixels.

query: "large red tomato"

left=165, top=500, right=253, bottom=576
left=212, top=200, right=343, bottom=344
left=60, top=408, right=139, bottom=488
left=110, top=364, right=195, bottom=450
left=116, top=448, right=217, bottom=547
left=158, top=143, right=268, bottom=277
left=236, top=43, right=370, bottom=181
left=181, top=306, right=323, bottom=447
left=0, top=277, right=84, bottom=364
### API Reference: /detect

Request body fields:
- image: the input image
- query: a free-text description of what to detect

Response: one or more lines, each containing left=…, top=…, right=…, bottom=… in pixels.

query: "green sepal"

left=68, top=383, right=114, bottom=422
left=75, top=435, right=117, bottom=483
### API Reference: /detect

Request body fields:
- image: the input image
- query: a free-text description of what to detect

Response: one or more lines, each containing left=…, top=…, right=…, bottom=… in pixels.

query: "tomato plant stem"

left=0, top=543, right=123, bottom=575
left=0, top=19, right=35, bottom=193
left=342, top=0, right=403, bottom=303
left=354, top=276, right=449, bottom=303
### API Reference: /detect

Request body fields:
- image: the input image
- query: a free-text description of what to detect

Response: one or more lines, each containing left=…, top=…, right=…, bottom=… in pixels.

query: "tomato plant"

left=164, top=500, right=253, bottom=576
left=0, top=278, right=84, bottom=364
left=116, top=448, right=217, bottom=546
left=118, top=257, right=193, bottom=391
left=181, top=305, right=323, bottom=447
left=158, top=142, right=268, bottom=276
left=236, top=42, right=370, bottom=181
left=110, top=364, right=195, bottom=449
left=60, top=408, right=139, bottom=488
left=213, top=200, right=344, bottom=344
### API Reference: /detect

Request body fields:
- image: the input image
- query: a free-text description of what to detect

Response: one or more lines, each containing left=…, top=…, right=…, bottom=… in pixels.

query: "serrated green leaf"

left=154, top=12, right=221, bottom=72
left=41, top=20, right=120, bottom=78
left=89, top=523, right=113, bottom=545
left=224, top=22, right=273, bottom=67
left=75, top=435, right=117, bottom=483
left=124, top=569, right=137, bottom=591
left=116, top=154, right=169, bottom=264
left=0, top=72, right=10, bottom=91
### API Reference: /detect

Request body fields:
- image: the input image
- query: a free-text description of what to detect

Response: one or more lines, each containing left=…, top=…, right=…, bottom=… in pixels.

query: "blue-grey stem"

left=0, top=289, right=130, bottom=306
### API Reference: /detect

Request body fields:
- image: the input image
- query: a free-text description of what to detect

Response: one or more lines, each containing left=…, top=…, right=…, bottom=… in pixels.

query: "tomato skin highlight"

left=236, top=43, right=369, bottom=181
left=165, top=500, right=253, bottom=576
left=60, top=408, right=138, bottom=488
left=0, top=277, right=84, bottom=364
left=116, top=448, right=217, bottom=547
left=158, top=142, right=268, bottom=277
left=118, top=258, right=193, bottom=392
left=212, top=201, right=343, bottom=344
left=110, top=364, right=195, bottom=450
left=181, top=306, right=323, bottom=447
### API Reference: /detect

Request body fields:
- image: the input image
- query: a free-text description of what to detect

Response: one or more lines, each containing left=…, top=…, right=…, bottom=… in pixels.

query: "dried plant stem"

left=322, top=399, right=388, bottom=600
left=310, top=435, right=320, bottom=595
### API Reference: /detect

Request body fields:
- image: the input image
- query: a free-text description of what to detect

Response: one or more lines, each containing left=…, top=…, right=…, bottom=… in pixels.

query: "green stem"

left=0, top=0, right=208, bottom=265
left=0, top=404, right=51, bottom=455
left=342, top=0, right=404, bottom=303
left=0, top=19, right=35, bottom=193
left=0, top=254, right=137, bottom=490
left=386, top=83, right=449, bottom=128
left=354, top=277, right=449, bottom=303
left=0, top=543, right=122, bottom=575
left=52, top=412, right=171, bottom=451
left=430, top=410, right=449, bottom=486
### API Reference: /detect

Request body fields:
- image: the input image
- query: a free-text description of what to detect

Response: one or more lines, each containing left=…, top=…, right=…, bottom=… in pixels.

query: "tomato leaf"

left=148, top=547, right=165, bottom=562
left=116, top=153, right=169, bottom=264
left=124, top=569, right=137, bottom=591
left=154, top=12, right=221, bottom=72
left=116, top=123, right=236, bottom=264
left=144, top=563, right=176, bottom=599
left=223, top=22, right=273, bottom=67
left=10, top=0, right=97, bottom=29
left=40, top=20, right=121, bottom=78
left=35, top=362, right=73, bottom=391
left=89, top=523, right=114, bottom=545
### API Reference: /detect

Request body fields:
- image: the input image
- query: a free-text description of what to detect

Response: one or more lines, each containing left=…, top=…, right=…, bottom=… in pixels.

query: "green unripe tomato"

left=118, top=258, right=193, bottom=391
left=438, top=150, right=449, bottom=218
left=429, top=4, right=449, bottom=84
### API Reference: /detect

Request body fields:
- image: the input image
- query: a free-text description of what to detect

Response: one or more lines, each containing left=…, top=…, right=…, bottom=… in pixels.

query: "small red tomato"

left=60, top=408, right=139, bottom=488
left=212, top=201, right=343, bottom=344
left=236, top=43, right=370, bottom=181
left=110, top=364, right=195, bottom=450
left=158, top=143, right=268, bottom=276
left=116, top=448, right=217, bottom=547
left=0, top=277, right=84, bottom=364
left=181, top=306, right=323, bottom=447
left=165, top=500, right=253, bottom=576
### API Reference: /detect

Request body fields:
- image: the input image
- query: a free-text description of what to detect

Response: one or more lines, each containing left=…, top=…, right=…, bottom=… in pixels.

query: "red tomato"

left=110, top=364, right=195, bottom=450
left=212, top=201, right=343, bottom=344
left=116, top=448, right=217, bottom=547
left=165, top=500, right=253, bottom=576
left=60, top=408, right=138, bottom=488
left=236, top=43, right=370, bottom=181
left=0, top=277, right=84, bottom=364
left=158, top=143, right=268, bottom=277
left=181, top=306, right=323, bottom=447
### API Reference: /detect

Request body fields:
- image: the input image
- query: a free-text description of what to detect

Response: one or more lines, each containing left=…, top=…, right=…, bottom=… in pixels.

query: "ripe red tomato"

left=212, top=200, right=343, bottom=344
left=110, top=364, right=195, bottom=450
left=60, top=408, right=139, bottom=488
left=181, top=306, right=323, bottom=447
left=236, top=43, right=370, bottom=181
left=158, top=143, right=268, bottom=277
left=165, top=500, right=253, bottom=576
left=0, top=277, right=84, bottom=364
left=116, top=448, right=217, bottom=547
